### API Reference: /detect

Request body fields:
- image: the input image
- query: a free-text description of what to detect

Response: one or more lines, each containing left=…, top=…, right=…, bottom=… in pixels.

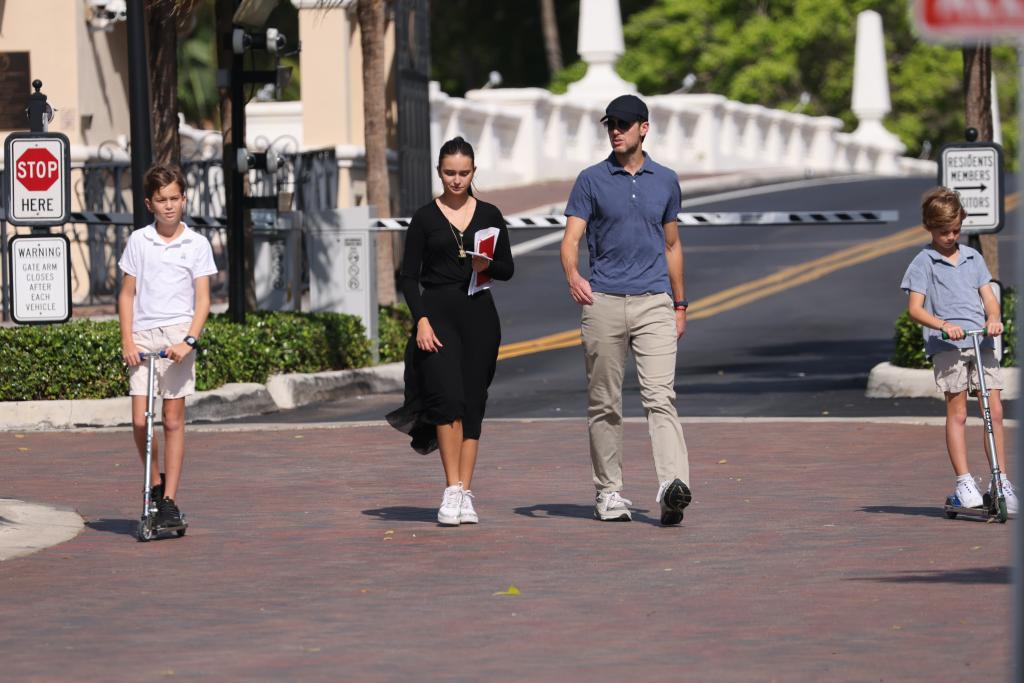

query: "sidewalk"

left=0, top=418, right=1012, bottom=681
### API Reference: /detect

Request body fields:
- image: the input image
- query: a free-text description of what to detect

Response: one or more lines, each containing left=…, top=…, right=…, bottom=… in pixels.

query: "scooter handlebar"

left=138, top=351, right=168, bottom=361
left=941, top=329, right=988, bottom=340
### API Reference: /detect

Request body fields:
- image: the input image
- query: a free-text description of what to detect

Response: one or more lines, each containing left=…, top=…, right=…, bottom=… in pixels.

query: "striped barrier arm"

left=374, top=210, right=897, bottom=229
left=0, top=209, right=897, bottom=229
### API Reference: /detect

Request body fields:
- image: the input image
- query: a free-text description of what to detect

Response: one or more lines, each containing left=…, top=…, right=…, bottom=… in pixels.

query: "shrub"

left=378, top=303, right=412, bottom=363
left=890, top=288, right=1016, bottom=368
left=0, top=310, right=388, bottom=401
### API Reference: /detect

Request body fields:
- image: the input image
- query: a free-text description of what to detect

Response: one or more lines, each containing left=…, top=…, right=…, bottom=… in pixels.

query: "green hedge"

left=0, top=307, right=413, bottom=401
left=891, top=288, right=1016, bottom=369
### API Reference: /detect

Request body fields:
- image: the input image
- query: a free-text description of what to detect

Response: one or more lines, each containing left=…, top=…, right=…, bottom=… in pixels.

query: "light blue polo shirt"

left=564, top=152, right=682, bottom=295
left=900, top=243, right=993, bottom=356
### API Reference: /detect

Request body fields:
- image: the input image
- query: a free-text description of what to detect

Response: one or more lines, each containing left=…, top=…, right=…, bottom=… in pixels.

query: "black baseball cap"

left=600, top=94, right=648, bottom=123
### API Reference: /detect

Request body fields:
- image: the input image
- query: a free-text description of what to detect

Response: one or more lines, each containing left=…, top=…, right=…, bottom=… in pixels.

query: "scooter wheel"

left=944, top=510, right=958, bottom=519
left=176, top=527, right=187, bottom=537
left=998, top=498, right=1008, bottom=523
left=137, top=519, right=154, bottom=542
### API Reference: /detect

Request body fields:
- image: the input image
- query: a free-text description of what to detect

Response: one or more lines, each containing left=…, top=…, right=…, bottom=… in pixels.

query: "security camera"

left=236, top=147, right=280, bottom=175
left=86, top=0, right=128, bottom=31
left=232, top=27, right=287, bottom=55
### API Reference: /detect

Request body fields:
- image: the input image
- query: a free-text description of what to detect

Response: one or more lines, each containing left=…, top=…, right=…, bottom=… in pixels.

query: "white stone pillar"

left=850, top=10, right=905, bottom=156
left=567, top=0, right=637, bottom=99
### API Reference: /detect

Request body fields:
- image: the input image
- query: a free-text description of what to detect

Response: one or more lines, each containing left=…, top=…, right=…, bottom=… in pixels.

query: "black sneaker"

left=155, top=497, right=183, bottom=528
left=149, top=473, right=165, bottom=507
left=658, top=479, right=692, bottom=526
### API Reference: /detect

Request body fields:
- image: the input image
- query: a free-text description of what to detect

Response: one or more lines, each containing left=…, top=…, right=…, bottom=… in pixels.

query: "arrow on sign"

left=955, top=184, right=988, bottom=192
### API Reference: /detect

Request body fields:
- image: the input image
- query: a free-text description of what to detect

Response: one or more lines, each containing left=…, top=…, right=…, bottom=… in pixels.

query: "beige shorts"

left=932, top=346, right=1003, bottom=395
left=128, top=322, right=196, bottom=399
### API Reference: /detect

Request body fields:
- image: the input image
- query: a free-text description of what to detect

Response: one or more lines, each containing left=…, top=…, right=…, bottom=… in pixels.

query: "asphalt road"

left=232, top=174, right=1018, bottom=423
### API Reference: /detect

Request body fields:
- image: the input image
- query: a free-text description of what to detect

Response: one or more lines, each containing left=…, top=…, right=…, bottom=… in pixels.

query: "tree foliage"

left=550, top=0, right=1017, bottom=162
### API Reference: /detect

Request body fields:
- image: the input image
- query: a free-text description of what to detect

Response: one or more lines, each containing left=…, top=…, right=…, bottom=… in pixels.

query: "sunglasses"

left=603, top=118, right=638, bottom=133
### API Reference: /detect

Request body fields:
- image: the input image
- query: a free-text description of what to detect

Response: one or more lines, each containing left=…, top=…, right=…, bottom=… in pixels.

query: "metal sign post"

left=913, top=2, right=1024, bottom=676
left=2, top=80, right=73, bottom=324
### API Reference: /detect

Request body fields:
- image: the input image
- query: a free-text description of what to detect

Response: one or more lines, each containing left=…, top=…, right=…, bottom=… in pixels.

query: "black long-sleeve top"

left=399, top=199, right=515, bottom=322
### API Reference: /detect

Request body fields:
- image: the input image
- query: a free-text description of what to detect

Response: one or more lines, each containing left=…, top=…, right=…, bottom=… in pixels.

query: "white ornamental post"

left=567, top=0, right=637, bottom=99
left=850, top=10, right=905, bottom=171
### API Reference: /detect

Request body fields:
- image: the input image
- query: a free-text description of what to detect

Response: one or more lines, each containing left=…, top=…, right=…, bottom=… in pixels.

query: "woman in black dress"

left=386, top=137, right=514, bottom=526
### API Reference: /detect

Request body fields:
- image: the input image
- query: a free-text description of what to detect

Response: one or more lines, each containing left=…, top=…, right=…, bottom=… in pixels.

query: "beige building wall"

left=1, top=2, right=131, bottom=304
left=0, top=2, right=129, bottom=150
left=294, top=2, right=398, bottom=208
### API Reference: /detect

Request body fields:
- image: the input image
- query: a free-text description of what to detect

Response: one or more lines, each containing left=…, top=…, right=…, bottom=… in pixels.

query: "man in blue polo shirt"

left=560, top=94, right=692, bottom=526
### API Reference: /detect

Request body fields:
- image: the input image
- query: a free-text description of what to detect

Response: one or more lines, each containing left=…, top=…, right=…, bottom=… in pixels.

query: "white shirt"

left=118, top=223, right=218, bottom=332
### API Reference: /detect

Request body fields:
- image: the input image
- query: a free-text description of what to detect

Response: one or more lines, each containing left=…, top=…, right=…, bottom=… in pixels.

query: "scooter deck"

left=138, top=514, right=188, bottom=541
left=944, top=496, right=1006, bottom=523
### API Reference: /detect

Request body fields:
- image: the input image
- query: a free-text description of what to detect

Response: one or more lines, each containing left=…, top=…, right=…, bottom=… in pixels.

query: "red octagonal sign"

left=15, top=147, right=60, bottom=192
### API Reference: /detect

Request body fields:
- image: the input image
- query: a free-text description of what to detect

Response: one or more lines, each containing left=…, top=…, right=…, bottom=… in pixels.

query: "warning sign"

left=8, top=234, right=71, bottom=324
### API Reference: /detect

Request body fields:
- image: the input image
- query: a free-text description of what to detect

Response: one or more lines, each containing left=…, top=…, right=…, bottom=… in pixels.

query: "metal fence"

left=1, top=146, right=338, bottom=317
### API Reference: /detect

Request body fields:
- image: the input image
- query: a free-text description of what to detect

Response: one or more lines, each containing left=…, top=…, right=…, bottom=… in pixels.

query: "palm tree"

left=357, top=0, right=397, bottom=305
left=963, top=45, right=998, bottom=279
left=539, top=0, right=563, bottom=77
left=147, top=0, right=198, bottom=165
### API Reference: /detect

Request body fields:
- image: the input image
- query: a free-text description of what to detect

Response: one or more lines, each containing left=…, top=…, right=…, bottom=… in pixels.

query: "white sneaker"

left=994, top=478, right=1019, bottom=516
left=460, top=489, right=478, bottom=524
left=438, top=484, right=463, bottom=526
left=594, top=491, right=632, bottom=521
left=952, top=477, right=983, bottom=508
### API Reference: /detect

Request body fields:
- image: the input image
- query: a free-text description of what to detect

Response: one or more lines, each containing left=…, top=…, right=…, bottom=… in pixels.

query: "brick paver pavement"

left=0, top=419, right=1014, bottom=682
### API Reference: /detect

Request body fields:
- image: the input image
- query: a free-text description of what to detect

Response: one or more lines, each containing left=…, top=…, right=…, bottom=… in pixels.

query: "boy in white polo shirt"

left=118, top=163, right=217, bottom=530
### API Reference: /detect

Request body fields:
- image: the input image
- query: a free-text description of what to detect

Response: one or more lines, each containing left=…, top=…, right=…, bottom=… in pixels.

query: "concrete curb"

left=866, top=361, right=1020, bottom=400
left=0, top=499, right=84, bottom=561
left=0, top=362, right=405, bottom=431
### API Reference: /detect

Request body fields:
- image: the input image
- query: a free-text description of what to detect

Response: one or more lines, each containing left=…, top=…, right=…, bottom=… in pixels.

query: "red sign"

left=15, top=147, right=60, bottom=192
left=915, top=0, right=1024, bottom=41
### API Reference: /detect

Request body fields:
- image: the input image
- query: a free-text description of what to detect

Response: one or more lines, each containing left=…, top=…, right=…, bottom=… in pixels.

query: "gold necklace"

left=449, top=221, right=466, bottom=259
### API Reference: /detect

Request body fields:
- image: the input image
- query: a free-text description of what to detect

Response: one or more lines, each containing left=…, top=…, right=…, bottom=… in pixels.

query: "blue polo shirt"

left=564, top=152, right=681, bottom=295
left=900, top=243, right=993, bottom=356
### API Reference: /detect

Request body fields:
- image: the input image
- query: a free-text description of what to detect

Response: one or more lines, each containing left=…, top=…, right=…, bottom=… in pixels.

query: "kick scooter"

left=942, top=330, right=1009, bottom=524
left=136, top=351, right=187, bottom=542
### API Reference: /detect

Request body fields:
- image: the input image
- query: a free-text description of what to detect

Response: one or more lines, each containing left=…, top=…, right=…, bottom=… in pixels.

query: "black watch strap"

left=673, top=299, right=688, bottom=310
left=183, top=335, right=198, bottom=349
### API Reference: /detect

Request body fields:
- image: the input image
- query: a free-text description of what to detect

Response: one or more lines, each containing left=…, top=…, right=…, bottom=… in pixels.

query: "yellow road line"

left=497, top=193, right=1018, bottom=361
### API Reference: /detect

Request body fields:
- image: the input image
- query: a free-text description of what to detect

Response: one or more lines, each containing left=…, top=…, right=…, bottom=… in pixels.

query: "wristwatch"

left=673, top=299, right=688, bottom=311
left=183, top=335, right=198, bottom=349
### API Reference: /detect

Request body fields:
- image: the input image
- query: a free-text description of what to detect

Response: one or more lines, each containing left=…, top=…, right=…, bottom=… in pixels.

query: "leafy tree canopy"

left=549, top=0, right=1017, bottom=162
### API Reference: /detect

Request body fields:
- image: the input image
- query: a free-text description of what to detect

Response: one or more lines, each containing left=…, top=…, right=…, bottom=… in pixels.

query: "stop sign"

left=15, top=147, right=60, bottom=192
left=4, top=132, right=71, bottom=226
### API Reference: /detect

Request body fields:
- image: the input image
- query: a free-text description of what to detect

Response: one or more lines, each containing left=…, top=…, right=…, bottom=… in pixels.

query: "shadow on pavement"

left=361, top=506, right=437, bottom=523
left=513, top=503, right=664, bottom=526
left=85, top=519, right=137, bottom=536
left=849, top=566, right=1010, bottom=585
left=859, top=505, right=946, bottom=518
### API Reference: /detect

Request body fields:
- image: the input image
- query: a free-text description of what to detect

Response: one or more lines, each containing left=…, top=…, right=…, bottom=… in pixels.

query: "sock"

left=956, top=473, right=974, bottom=485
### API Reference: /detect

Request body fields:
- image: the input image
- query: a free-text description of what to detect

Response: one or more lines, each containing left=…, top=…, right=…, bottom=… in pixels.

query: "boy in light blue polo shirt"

left=900, top=186, right=1017, bottom=515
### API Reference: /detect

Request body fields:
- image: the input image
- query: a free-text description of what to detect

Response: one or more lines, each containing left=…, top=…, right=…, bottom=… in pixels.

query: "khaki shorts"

left=932, top=346, right=1003, bottom=395
left=128, top=322, right=196, bottom=399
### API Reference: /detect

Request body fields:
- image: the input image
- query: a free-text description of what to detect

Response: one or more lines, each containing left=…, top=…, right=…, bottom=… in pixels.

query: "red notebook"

left=468, top=227, right=501, bottom=295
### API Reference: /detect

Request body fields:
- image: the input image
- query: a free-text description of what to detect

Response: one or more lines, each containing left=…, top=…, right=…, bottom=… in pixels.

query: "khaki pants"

left=581, top=292, right=689, bottom=493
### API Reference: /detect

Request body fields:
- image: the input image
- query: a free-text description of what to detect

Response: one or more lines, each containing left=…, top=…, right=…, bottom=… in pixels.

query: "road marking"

left=498, top=193, right=1018, bottom=360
